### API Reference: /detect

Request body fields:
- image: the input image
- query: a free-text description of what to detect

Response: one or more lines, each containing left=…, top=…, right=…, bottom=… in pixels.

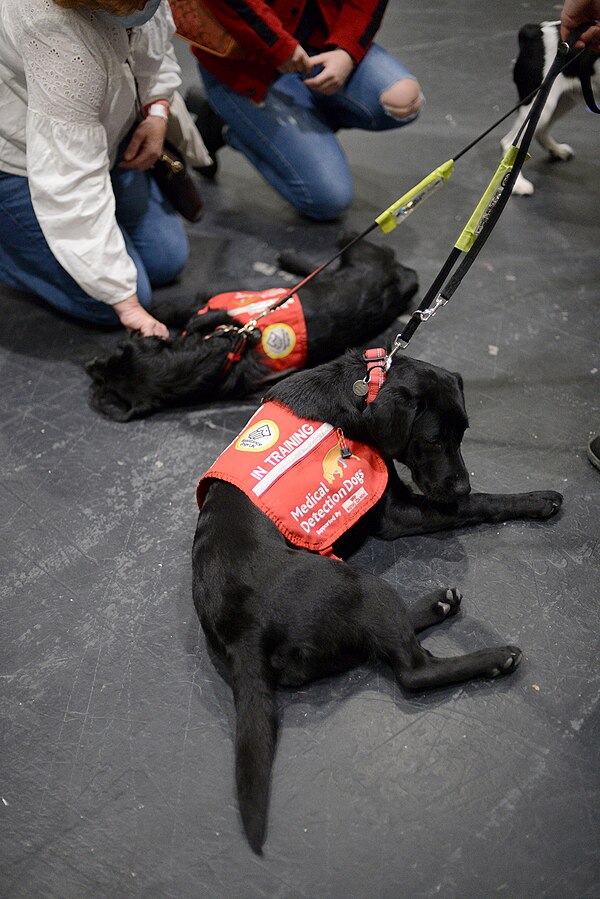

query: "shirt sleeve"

left=19, top=8, right=178, bottom=305
left=197, top=0, right=297, bottom=69
left=326, top=0, right=388, bottom=63
left=131, top=2, right=183, bottom=106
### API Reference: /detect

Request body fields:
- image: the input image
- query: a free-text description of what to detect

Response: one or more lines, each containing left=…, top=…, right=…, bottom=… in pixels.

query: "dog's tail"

left=231, top=650, right=278, bottom=854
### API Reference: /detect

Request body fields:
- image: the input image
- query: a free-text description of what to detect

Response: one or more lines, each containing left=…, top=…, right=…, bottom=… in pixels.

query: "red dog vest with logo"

left=197, top=401, right=389, bottom=556
left=197, top=289, right=308, bottom=373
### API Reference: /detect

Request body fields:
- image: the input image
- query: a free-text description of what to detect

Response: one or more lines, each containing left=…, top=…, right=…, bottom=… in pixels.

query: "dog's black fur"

left=501, top=21, right=600, bottom=195
left=191, top=349, right=563, bottom=853
left=86, top=236, right=418, bottom=421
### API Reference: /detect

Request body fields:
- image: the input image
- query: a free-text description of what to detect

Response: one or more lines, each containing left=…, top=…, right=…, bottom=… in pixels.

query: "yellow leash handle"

left=375, top=159, right=454, bottom=234
left=454, top=146, right=528, bottom=252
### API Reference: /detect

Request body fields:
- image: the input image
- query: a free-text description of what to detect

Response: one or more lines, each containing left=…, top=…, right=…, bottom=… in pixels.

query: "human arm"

left=302, top=48, right=354, bottom=94
left=193, top=0, right=299, bottom=71
left=122, top=4, right=180, bottom=170
left=321, top=0, right=388, bottom=66
left=303, top=0, right=388, bottom=94
left=560, top=0, right=600, bottom=47
left=113, top=295, right=169, bottom=338
left=19, top=7, right=176, bottom=335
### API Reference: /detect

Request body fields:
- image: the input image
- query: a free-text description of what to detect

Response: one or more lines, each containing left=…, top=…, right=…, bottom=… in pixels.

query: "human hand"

left=560, top=0, right=600, bottom=48
left=277, top=43, right=314, bottom=75
left=113, top=295, right=169, bottom=338
left=119, top=116, right=167, bottom=170
left=303, top=48, right=354, bottom=95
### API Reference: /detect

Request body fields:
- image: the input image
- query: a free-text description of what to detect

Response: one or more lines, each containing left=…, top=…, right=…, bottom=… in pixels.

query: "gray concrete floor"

left=2, top=2, right=599, bottom=896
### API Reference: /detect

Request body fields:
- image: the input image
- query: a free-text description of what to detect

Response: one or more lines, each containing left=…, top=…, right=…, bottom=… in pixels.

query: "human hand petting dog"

left=303, top=48, right=355, bottom=94
left=113, top=295, right=169, bottom=338
left=560, top=0, right=600, bottom=49
left=119, top=116, right=167, bottom=171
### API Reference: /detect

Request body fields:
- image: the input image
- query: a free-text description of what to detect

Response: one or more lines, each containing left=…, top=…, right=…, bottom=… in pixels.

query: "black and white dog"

left=500, top=21, right=600, bottom=195
left=192, top=348, right=563, bottom=853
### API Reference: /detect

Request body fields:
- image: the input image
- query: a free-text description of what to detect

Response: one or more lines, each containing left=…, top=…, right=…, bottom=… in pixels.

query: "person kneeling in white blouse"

left=0, top=0, right=191, bottom=337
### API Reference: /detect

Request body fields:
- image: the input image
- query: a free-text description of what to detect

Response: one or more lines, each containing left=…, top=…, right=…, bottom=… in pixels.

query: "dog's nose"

left=452, top=477, right=471, bottom=497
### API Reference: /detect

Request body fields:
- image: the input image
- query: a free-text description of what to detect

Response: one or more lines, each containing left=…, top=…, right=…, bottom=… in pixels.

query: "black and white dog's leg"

left=533, top=77, right=578, bottom=160
left=501, top=105, right=536, bottom=196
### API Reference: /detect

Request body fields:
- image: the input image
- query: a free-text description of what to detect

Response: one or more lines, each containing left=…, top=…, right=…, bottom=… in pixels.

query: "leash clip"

left=416, top=293, right=448, bottom=322
left=236, top=318, right=259, bottom=336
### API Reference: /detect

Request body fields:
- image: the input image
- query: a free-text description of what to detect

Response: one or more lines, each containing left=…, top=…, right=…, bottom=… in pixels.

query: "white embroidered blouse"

left=0, top=0, right=182, bottom=304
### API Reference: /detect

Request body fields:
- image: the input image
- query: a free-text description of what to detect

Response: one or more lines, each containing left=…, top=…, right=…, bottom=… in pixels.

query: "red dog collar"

left=362, top=348, right=388, bottom=404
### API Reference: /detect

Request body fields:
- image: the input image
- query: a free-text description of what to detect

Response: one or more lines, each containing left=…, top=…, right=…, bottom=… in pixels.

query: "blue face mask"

left=97, top=0, right=162, bottom=29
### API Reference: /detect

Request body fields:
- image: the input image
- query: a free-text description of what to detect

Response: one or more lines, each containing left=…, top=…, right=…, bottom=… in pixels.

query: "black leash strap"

left=210, top=26, right=595, bottom=368
left=386, top=29, right=590, bottom=360
left=580, top=49, right=600, bottom=112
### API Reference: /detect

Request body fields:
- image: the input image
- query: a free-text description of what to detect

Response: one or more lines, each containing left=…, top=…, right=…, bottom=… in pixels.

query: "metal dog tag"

left=352, top=379, right=369, bottom=397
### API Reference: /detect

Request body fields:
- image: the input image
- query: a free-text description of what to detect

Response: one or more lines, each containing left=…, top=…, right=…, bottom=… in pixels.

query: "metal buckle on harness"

left=203, top=324, right=238, bottom=341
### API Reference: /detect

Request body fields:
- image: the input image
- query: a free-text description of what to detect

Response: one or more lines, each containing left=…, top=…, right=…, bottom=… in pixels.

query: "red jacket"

left=190, top=0, right=388, bottom=101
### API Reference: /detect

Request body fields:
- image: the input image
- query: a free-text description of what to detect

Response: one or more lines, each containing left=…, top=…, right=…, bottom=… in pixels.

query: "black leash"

left=209, top=26, right=596, bottom=369
left=384, top=27, right=595, bottom=364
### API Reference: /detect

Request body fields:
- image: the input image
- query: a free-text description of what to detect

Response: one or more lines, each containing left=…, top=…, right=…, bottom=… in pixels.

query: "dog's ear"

left=362, top=386, right=419, bottom=459
left=453, top=372, right=464, bottom=394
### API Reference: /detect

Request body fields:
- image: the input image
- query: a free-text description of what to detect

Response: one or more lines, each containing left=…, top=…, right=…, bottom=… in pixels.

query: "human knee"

left=381, top=78, right=423, bottom=121
left=299, top=178, right=353, bottom=221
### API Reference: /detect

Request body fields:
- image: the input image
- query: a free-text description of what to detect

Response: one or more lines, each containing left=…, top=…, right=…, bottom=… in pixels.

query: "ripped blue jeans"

left=199, top=43, right=421, bottom=221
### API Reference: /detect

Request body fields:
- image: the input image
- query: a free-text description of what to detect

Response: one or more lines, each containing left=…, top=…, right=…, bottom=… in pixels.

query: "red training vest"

left=197, top=401, right=389, bottom=557
left=197, top=289, right=307, bottom=374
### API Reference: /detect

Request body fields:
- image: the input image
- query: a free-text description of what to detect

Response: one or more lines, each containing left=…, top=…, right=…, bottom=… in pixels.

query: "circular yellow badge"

left=235, top=420, right=280, bottom=452
left=262, top=323, right=296, bottom=359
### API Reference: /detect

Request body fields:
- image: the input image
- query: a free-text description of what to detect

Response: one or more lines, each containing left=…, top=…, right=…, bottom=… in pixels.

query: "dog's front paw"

left=525, top=490, right=563, bottom=519
left=550, top=142, right=574, bottom=161
left=512, top=172, right=535, bottom=196
left=488, top=646, right=522, bottom=678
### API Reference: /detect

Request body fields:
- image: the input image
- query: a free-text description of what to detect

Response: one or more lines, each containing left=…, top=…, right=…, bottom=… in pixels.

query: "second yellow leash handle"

left=375, top=159, right=455, bottom=234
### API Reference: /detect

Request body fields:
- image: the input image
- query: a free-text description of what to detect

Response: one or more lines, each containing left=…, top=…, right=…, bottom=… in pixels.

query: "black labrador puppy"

left=192, top=349, right=562, bottom=854
left=86, top=236, right=418, bottom=421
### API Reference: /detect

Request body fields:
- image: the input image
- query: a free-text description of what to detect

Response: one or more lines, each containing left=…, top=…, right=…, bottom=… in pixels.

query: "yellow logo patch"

left=235, top=420, right=280, bottom=452
left=262, top=323, right=296, bottom=359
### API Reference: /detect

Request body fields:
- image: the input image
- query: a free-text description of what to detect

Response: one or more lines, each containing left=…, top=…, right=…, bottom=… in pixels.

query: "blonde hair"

left=53, top=0, right=143, bottom=12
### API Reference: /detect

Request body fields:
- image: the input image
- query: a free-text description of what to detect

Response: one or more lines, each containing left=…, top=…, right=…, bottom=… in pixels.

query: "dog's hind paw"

left=436, top=588, right=462, bottom=619
left=409, top=588, right=462, bottom=632
left=488, top=646, right=522, bottom=678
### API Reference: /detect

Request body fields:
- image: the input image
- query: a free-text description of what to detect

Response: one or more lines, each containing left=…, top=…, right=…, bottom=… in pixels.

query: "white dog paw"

left=511, top=173, right=534, bottom=196
left=550, top=142, right=574, bottom=161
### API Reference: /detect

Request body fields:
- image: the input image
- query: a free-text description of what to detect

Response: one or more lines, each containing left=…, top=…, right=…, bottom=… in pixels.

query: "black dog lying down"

left=86, top=237, right=418, bottom=421
left=192, top=348, right=562, bottom=853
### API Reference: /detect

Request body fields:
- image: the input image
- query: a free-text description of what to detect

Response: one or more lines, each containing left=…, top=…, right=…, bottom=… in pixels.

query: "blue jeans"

left=0, top=160, right=189, bottom=326
left=199, top=44, right=420, bottom=221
